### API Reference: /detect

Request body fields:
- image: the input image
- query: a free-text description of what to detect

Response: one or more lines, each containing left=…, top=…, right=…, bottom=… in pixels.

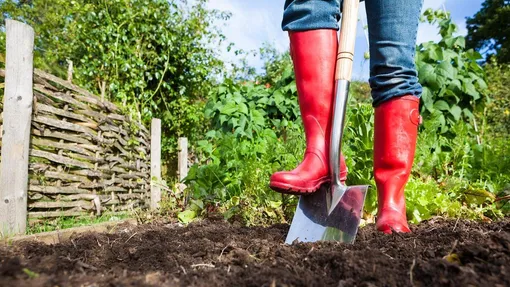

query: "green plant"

left=0, top=0, right=228, bottom=165
left=417, top=9, right=488, bottom=135
left=484, top=58, right=510, bottom=135
left=205, top=67, right=300, bottom=139
left=175, top=59, right=305, bottom=225
left=182, top=125, right=303, bottom=226
left=405, top=177, right=462, bottom=223
left=22, top=268, right=39, bottom=279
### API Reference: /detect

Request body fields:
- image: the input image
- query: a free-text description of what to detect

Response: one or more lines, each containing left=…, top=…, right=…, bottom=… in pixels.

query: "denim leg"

left=282, top=0, right=341, bottom=31
left=365, top=0, right=423, bottom=107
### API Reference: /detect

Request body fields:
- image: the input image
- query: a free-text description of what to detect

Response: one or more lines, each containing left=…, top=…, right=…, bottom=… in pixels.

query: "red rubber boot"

left=269, top=30, right=347, bottom=194
left=374, top=95, right=420, bottom=233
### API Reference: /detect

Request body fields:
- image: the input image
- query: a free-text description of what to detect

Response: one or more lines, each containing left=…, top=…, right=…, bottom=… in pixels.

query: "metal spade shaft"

left=327, top=0, right=360, bottom=213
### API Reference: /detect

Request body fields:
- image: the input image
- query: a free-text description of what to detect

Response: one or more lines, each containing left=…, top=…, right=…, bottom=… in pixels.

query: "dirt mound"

left=1, top=218, right=509, bottom=287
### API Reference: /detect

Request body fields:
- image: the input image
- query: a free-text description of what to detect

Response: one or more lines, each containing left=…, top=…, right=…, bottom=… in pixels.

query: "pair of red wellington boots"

left=269, top=30, right=421, bottom=234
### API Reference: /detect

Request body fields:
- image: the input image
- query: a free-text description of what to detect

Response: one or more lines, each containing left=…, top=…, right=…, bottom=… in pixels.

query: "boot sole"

left=269, top=177, right=329, bottom=195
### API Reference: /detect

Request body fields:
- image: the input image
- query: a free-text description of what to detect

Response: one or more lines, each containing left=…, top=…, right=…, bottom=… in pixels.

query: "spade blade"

left=285, top=184, right=369, bottom=244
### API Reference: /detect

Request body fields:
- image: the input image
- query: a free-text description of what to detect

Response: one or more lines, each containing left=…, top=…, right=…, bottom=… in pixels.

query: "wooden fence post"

left=150, top=118, right=161, bottom=210
left=177, top=137, right=188, bottom=192
left=0, top=20, right=35, bottom=236
left=66, top=59, right=73, bottom=83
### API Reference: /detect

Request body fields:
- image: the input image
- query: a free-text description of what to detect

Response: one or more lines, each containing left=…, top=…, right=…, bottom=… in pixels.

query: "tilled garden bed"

left=1, top=217, right=508, bottom=286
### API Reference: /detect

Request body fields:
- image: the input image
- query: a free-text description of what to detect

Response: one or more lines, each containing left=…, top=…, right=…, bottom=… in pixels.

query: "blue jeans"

left=282, top=0, right=423, bottom=107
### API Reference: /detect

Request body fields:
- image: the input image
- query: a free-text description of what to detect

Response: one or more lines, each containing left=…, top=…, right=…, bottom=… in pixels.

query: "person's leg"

left=365, top=0, right=423, bottom=233
left=270, top=0, right=347, bottom=194
left=282, top=0, right=340, bottom=31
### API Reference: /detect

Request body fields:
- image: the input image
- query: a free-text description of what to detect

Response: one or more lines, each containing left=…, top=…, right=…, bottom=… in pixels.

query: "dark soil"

left=1, top=217, right=509, bottom=287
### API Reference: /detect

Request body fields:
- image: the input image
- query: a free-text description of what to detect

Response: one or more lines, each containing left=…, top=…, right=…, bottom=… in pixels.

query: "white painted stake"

left=0, top=20, right=35, bottom=236
left=150, top=118, right=161, bottom=210
left=178, top=137, right=188, bottom=181
left=177, top=137, right=188, bottom=193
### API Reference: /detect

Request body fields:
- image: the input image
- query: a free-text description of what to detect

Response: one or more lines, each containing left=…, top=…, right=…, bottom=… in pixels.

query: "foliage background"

left=1, top=0, right=230, bottom=176
left=0, top=0, right=508, bottom=228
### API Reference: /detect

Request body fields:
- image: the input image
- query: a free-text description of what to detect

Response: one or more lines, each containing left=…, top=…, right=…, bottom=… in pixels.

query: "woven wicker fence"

left=0, top=68, right=153, bottom=219
left=0, top=20, right=165, bottom=237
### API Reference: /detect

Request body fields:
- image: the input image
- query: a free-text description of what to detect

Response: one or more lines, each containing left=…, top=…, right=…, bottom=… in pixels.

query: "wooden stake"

left=178, top=137, right=188, bottom=182
left=0, top=20, right=35, bottom=236
left=150, top=118, right=161, bottom=210
left=67, top=59, right=73, bottom=83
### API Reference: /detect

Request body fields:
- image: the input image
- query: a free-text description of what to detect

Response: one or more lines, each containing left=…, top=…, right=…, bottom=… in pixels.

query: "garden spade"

left=285, top=0, right=370, bottom=244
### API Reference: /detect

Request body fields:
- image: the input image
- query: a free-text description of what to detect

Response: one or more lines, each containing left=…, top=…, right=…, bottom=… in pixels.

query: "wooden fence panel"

left=0, top=32, right=157, bottom=229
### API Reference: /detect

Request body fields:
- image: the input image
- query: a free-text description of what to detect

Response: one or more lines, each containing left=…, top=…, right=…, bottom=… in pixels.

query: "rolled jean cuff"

left=282, top=0, right=341, bottom=31
left=371, top=80, right=422, bottom=107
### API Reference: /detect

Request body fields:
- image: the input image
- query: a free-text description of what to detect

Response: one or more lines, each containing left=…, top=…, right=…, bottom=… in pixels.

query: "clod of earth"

left=0, top=218, right=509, bottom=287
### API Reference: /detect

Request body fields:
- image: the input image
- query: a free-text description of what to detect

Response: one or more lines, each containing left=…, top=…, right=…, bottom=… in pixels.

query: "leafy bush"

left=417, top=9, right=488, bottom=135
left=180, top=67, right=303, bottom=225
left=484, top=59, right=510, bottom=135
left=182, top=126, right=303, bottom=225
left=0, top=0, right=228, bottom=168
left=204, top=75, right=299, bottom=139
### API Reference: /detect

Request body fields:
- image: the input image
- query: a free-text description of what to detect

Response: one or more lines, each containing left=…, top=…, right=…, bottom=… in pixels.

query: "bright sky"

left=206, top=0, right=484, bottom=81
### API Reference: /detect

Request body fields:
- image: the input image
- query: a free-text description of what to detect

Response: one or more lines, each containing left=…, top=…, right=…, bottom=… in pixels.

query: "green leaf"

left=257, top=96, right=269, bottom=105
left=421, top=86, right=434, bottom=113
left=438, top=114, right=447, bottom=131
left=426, top=45, right=443, bottom=61
left=22, top=268, right=39, bottom=279
left=178, top=210, right=197, bottom=224
left=219, top=114, right=228, bottom=125
left=443, top=49, right=458, bottom=61
left=437, top=61, right=455, bottom=79
left=218, top=85, right=227, bottom=95
left=476, top=78, right=488, bottom=91
left=449, top=105, right=462, bottom=121
left=273, top=90, right=284, bottom=105
left=229, top=117, right=239, bottom=128
left=268, top=200, right=282, bottom=209
left=463, top=108, right=474, bottom=119
left=444, top=37, right=456, bottom=48
left=418, top=63, right=435, bottom=85
left=435, top=74, right=447, bottom=90
left=232, top=92, right=244, bottom=104
left=191, top=199, right=204, bottom=210
left=251, top=110, right=266, bottom=127
left=412, top=209, right=423, bottom=223
left=289, top=83, right=297, bottom=94
left=462, top=80, right=480, bottom=100
left=238, top=103, right=248, bottom=115
left=230, top=196, right=240, bottom=206
left=454, top=36, right=465, bottom=49
left=205, top=130, right=216, bottom=138
left=449, top=79, right=462, bottom=91
left=466, top=49, right=483, bottom=61
left=220, top=102, right=238, bottom=116
left=434, top=100, right=450, bottom=111
left=238, top=115, right=247, bottom=132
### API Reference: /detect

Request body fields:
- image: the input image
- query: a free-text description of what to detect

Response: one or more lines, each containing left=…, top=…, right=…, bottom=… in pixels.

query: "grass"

left=26, top=211, right=132, bottom=234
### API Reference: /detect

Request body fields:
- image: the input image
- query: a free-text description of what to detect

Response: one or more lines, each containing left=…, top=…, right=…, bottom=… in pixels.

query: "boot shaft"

left=373, top=95, right=420, bottom=232
left=269, top=30, right=347, bottom=194
left=289, top=30, right=338, bottom=159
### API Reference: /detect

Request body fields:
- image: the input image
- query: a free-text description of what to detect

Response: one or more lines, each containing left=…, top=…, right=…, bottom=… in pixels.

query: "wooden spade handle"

left=335, top=0, right=360, bottom=81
